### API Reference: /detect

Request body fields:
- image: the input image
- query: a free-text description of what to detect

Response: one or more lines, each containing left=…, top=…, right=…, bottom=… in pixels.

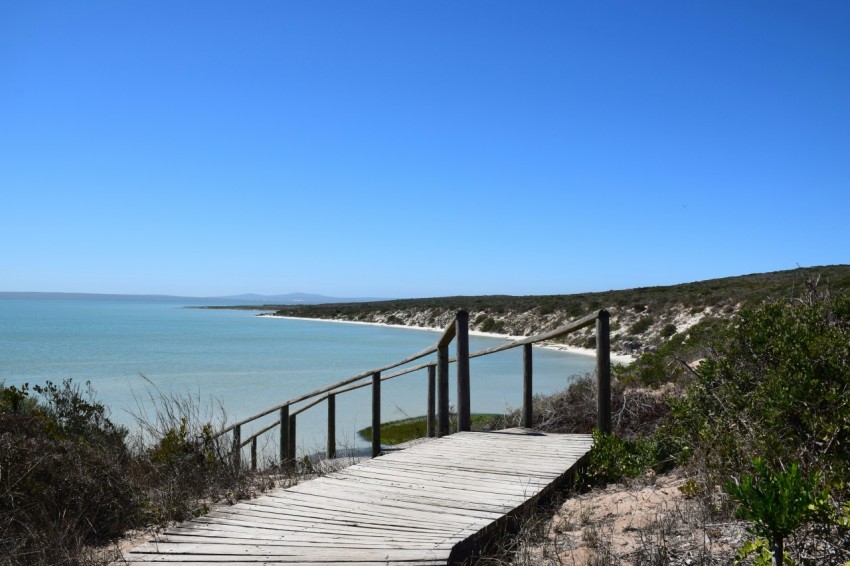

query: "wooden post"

left=456, top=310, right=471, bottom=432
left=289, top=414, right=297, bottom=460
left=327, top=393, right=336, bottom=459
left=232, top=424, right=241, bottom=469
left=251, top=437, right=257, bottom=471
left=426, top=365, right=436, bottom=438
left=437, top=344, right=450, bottom=437
left=596, top=310, right=612, bottom=434
left=523, top=343, right=533, bottom=428
left=279, top=405, right=290, bottom=466
left=372, top=372, right=381, bottom=458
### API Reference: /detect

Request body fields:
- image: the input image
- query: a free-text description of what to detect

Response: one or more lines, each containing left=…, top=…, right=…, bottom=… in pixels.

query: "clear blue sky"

left=2, top=1, right=848, bottom=298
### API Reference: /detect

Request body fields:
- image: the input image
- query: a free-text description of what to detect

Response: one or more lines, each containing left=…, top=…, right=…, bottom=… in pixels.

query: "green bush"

left=726, top=457, right=827, bottom=565
left=0, top=380, right=262, bottom=564
left=479, top=317, right=506, bottom=334
left=660, top=323, right=677, bottom=337
left=583, top=430, right=684, bottom=486
left=671, top=291, right=850, bottom=486
left=629, top=315, right=654, bottom=334
left=0, top=380, right=139, bottom=563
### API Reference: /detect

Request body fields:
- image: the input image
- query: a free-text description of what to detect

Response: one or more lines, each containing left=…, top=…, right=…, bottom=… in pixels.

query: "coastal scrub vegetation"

left=519, top=279, right=850, bottom=564
left=0, top=381, right=273, bottom=565
left=221, top=264, right=850, bottom=357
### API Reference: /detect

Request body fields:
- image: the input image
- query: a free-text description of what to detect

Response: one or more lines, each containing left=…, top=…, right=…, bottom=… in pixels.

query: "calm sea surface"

left=0, top=300, right=595, bottom=454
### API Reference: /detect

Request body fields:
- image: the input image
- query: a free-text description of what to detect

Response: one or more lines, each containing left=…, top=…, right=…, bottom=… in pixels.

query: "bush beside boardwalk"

left=487, top=283, right=850, bottom=565
left=0, top=381, right=276, bottom=566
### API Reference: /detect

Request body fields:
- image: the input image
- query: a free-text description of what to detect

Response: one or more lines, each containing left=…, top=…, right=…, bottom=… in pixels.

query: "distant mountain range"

left=0, top=291, right=385, bottom=305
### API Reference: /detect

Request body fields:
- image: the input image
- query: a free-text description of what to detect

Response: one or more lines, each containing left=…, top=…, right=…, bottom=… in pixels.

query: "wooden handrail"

left=226, top=309, right=612, bottom=463
left=215, top=342, right=439, bottom=438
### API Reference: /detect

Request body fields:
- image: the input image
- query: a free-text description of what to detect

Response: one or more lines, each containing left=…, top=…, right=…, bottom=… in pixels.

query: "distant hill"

left=262, top=265, right=850, bottom=356
left=0, top=291, right=385, bottom=305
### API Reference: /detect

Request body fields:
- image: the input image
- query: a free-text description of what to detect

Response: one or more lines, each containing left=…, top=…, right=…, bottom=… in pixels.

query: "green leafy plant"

left=629, top=315, right=654, bottom=334
left=735, top=538, right=778, bottom=566
left=671, top=290, right=850, bottom=487
left=726, top=458, right=824, bottom=565
left=660, top=323, right=677, bottom=337
left=583, top=430, right=678, bottom=485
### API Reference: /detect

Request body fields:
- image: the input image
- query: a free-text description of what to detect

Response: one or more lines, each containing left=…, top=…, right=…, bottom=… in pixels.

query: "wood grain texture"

left=118, top=429, right=592, bottom=565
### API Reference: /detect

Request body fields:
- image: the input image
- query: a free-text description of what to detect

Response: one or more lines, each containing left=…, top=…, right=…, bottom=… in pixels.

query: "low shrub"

left=583, top=430, right=682, bottom=486
left=629, top=315, right=654, bottom=334
left=671, top=291, right=850, bottom=487
left=0, top=380, right=269, bottom=565
left=726, top=457, right=828, bottom=565
left=527, top=374, right=673, bottom=440
left=0, top=381, right=138, bottom=564
left=478, top=317, right=506, bottom=334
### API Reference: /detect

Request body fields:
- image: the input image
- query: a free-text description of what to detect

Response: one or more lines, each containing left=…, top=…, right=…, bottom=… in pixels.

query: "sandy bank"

left=258, top=314, right=634, bottom=365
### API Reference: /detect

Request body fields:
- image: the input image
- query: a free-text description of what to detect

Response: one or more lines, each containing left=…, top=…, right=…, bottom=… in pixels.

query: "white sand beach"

left=259, top=314, right=635, bottom=365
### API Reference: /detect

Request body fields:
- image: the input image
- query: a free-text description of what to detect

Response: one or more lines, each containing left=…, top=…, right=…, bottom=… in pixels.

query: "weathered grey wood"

left=455, top=310, right=470, bottom=432
left=371, top=371, right=381, bottom=458
left=596, top=310, right=612, bottom=434
left=119, top=430, right=592, bottom=566
left=467, top=310, right=600, bottom=360
left=177, top=504, right=463, bottom=534
left=522, top=343, right=533, bottom=428
left=426, top=365, right=436, bottom=438
left=189, top=511, right=461, bottom=539
left=240, top=418, right=279, bottom=449
left=279, top=405, right=290, bottom=465
left=250, top=437, right=257, bottom=471
left=326, top=393, right=336, bottom=459
left=290, top=393, right=327, bottom=417
left=231, top=424, right=241, bottom=469
left=437, top=345, right=449, bottom=437
left=216, top=343, right=439, bottom=438
left=332, top=359, right=435, bottom=397
left=182, top=507, right=458, bottom=537
left=288, top=414, right=296, bottom=459
left=437, top=318, right=457, bottom=348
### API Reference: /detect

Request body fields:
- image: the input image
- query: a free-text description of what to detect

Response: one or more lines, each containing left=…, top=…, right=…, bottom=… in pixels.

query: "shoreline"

left=259, top=313, right=635, bottom=365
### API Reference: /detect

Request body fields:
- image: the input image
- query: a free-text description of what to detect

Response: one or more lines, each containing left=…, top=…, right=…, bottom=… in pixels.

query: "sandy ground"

left=517, top=472, right=746, bottom=565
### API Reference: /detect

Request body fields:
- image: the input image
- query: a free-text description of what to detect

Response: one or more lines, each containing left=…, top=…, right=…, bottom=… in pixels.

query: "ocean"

left=0, top=299, right=596, bottom=454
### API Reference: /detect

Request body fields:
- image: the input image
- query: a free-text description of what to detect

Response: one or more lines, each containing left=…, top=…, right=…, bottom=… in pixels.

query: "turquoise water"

left=0, top=300, right=596, bottom=454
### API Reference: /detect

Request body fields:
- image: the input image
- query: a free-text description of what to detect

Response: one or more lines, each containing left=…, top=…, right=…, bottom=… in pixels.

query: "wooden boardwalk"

left=121, top=429, right=592, bottom=565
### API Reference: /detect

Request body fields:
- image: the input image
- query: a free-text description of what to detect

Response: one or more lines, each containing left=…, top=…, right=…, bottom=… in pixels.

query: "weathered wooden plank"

left=264, top=487, right=497, bottom=522
left=118, top=430, right=592, bottom=566
left=130, top=545, right=450, bottom=560
left=359, top=454, right=576, bottom=477
left=148, top=534, right=454, bottom=550
left=200, top=502, right=456, bottom=534
left=292, top=477, right=515, bottom=512
left=290, top=478, right=504, bottom=516
left=129, top=563, right=446, bottom=566
left=178, top=513, right=456, bottom=540
left=162, top=528, right=450, bottom=548
left=331, top=466, right=552, bottom=495
left=326, top=472, right=530, bottom=504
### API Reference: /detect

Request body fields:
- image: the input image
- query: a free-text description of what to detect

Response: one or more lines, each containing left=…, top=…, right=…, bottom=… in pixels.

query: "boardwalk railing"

left=215, top=310, right=611, bottom=469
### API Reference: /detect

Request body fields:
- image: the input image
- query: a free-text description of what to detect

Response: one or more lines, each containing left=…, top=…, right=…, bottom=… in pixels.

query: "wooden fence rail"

left=220, top=309, right=611, bottom=467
